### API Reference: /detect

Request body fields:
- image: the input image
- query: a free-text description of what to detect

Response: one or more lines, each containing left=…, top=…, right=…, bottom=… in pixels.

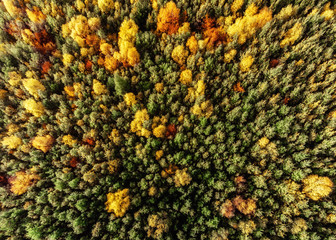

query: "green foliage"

left=114, top=73, right=130, bottom=96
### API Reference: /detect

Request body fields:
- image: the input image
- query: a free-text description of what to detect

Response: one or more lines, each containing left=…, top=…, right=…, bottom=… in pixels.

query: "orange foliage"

left=85, top=34, right=100, bottom=47
left=202, top=15, right=216, bottom=30
left=161, top=164, right=178, bottom=178
left=219, top=199, right=235, bottom=218
left=5, top=21, right=21, bottom=38
left=164, top=164, right=178, bottom=175
left=157, top=1, right=180, bottom=35
left=233, top=82, right=245, bottom=92
left=85, top=59, right=93, bottom=72
left=232, top=195, right=256, bottom=215
left=202, top=15, right=228, bottom=48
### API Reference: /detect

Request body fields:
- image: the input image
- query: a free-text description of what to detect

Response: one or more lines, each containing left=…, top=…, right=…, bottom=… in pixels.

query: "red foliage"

left=283, top=97, right=290, bottom=105
left=166, top=124, right=177, bottom=138
left=41, top=61, right=52, bottom=75
left=0, top=174, right=8, bottom=186
left=69, top=157, right=79, bottom=168
left=85, top=59, right=93, bottom=72
left=32, top=29, right=56, bottom=54
left=270, top=59, right=279, bottom=68
left=83, top=137, right=95, bottom=146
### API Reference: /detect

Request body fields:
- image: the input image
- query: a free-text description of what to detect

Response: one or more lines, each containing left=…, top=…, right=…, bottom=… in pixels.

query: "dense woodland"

left=0, top=0, right=335, bottom=239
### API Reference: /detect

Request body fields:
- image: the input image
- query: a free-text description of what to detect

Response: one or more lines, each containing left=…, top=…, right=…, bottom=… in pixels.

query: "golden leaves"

left=302, top=175, right=333, bottom=201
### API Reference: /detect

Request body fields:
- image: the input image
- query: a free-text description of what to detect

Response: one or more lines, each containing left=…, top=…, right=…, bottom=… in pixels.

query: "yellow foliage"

left=277, top=4, right=298, bottom=20
left=280, top=22, right=303, bottom=48
left=258, top=137, right=269, bottom=148
left=100, top=43, right=113, bottom=55
left=224, top=49, right=237, bottom=63
left=64, top=86, right=75, bottom=97
left=107, top=159, right=120, bottom=174
left=155, top=83, right=164, bottom=92
left=152, top=116, right=167, bottom=129
left=155, top=150, right=164, bottom=160
left=92, top=79, right=108, bottom=95
left=148, top=186, right=157, bottom=196
left=231, top=0, right=244, bottom=13
left=1, top=136, right=22, bottom=149
left=73, top=82, right=83, bottom=98
left=238, top=220, right=256, bottom=235
left=124, top=92, right=137, bottom=106
left=185, top=80, right=206, bottom=102
left=195, top=80, right=206, bottom=96
left=186, top=36, right=198, bottom=54
left=76, top=0, right=86, bottom=11
left=110, top=129, right=121, bottom=145
left=98, top=0, right=114, bottom=12
left=22, top=78, right=45, bottom=99
left=302, top=175, right=333, bottom=201
left=178, top=114, right=184, bottom=123
left=88, top=17, right=101, bottom=31
left=153, top=125, right=166, bottom=138
left=328, top=110, right=336, bottom=119
left=119, top=19, right=139, bottom=43
left=62, top=135, right=77, bottom=146
left=32, top=135, right=54, bottom=153
left=26, top=7, right=46, bottom=24
left=178, top=22, right=190, bottom=34
left=127, top=47, right=140, bottom=66
left=191, top=100, right=213, bottom=118
left=130, top=109, right=151, bottom=137
left=117, top=19, right=140, bottom=66
left=179, top=69, right=192, bottom=85
left=227, top=3, right=272, bottom=44
left=326, top=214, right=336, bottom=223
left=3, top=0, right=22, bottom=17
left=8, top=71, right=22, bottom=87
left=308, top=8, right=319, bottom=17
left=147, top=213, right=170, bottom=239
left=104, top=55, right=119, bottom=71
left=9, top=169, right=40, bottom=195
left=157, top=1, right=180, bottom=35
left=62, top=15, right=91, bottom=47
left=283, top=180, right=306, bottom=216
left=22, top=98, right=45, bottom=117
left=291, top=218, right=308, bottom=234
left=151, top=0, right=158, bottom=10
left=321, top=3, right=334, bottom=20
left=62, top=53, right=74, bottom=66
left=171, top=45, right=188, bottom=65
left=174, top=168, right=192, bottom=187
left=105, top=189, right=131, bottom=217
left=7, top=124, right=19, bottom=134
left=239, top=54, right=254, bottom=72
